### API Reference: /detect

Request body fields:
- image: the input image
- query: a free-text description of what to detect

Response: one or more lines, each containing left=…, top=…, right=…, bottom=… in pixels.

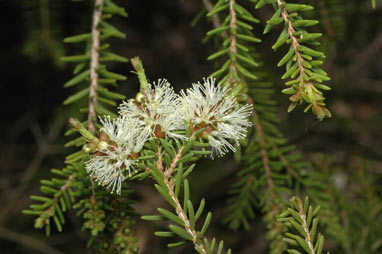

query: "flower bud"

left=82, top=142, right=97, bottom=153
left=135, top=92, right=145, bottom=104
left=98, top=141, right=109, bottom=150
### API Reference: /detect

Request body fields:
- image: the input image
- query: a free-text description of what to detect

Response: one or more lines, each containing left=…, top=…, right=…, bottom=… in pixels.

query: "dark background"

left=0, top=0, right=381, bottom=253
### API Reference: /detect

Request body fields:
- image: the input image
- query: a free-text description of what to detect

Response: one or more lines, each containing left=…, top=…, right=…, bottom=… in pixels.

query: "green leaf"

left=287, top=208, right=303, bottom=224
left=175, top=163, right=184, bottom=197
left=63, top=88, right=89, bottom=105
left=296, top=45, right=325, bottom=58
left=97, top=87, right=126, bottom=100
left=64, top=69, right=90, bottom=88
left=201, top=212, right=212, bottom=235
left=236, top=33, right=261, bottom=43
left=278, top=46, right=294, bottom=67
left=183, top=179, right=190, bottom=215
left=290, top=220, right=306, bottom=237
left=169, top=225, right=192, bottom=241
left=99, top=52, right=128, bottom=62
left=272, top=28, right=288, bottom=50
left=63, top=33, right=91, bottom=43
left=99, top=69, right=127, bottom=80
left=264, top=9, right=282, bottom=34
left=150, top=166, right=167, bottom=190
left=236, top=54, right=259, bottom=67
left=316, top=234, right=324, bottom=254
left=295, top=235, right=311, bottom=253
left=157, top=208, right=184, bottom=226
left=155, top=231, right=175, bottom=237
left=293, top=19, right=319, bottom=28
left=183, top=164, right=195, bottom=178
left=286, top=4, right=314, bottom=12
left=167, top=241, right=187, bottom=248
left=61, top=54, right=90, bottom=62
left=207, top=3, right=229, bottom=16
left=206, top=26, right=230, bottom=36
left=160, top=139, right=176, bottom=159
left=236, top=20, right=253, bottom=30
left=310, top=218, right=319, bottom=242
left=235, top=63, right=258, bottom=80
left=53, top=215, right=62, bottom=232
left=155, top=184, right=177, bottom=208
left=187, top=200, right=195, bottom=229
left=195, top=198, right=205, bottom=222
left=141, top=215, right=165, bottom=221
left=207, top=48, right=229, bottom=61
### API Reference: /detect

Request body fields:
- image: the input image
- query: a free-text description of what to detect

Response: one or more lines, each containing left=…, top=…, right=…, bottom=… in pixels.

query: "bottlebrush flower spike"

left=181, top=77, right=252, bottom=157
left=85, top=116, right=148, bottom=194
left=119, top=79, right=186, bottom=139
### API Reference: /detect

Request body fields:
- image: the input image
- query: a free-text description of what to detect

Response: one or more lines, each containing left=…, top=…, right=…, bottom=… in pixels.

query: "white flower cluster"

left=181, top=77, right=252, bottom=157
left=85, top=78, right=252, bottom=194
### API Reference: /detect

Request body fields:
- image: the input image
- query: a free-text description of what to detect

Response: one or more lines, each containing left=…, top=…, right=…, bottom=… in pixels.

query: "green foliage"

left=202, top=1, right=314, bottom=253
left=23, top=163, right=84, bottom=235
left=23, top=1, right=140, bottom=253
left=257, top=0, right=331, bottom=118
left=21, top=0, right=65, bottom=67
left=279, top=196, right=325, bottom=254
left=21, top=1, right=382, bottom=254
left=141, top=137, right=231, bottom=254
left=344, top=158, right=382, bottom=254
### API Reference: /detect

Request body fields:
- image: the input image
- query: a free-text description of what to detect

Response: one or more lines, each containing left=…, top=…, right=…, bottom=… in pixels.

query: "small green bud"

left=82, top=142, right=97, bottom=153
left=135, top=92, right=145, bottom=103
left=98, top=141, right=109, bottom=150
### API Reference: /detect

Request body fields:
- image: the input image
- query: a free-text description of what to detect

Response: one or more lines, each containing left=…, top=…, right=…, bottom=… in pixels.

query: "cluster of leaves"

left=258, top=0, right=331, bottom=118
left=138, top=136, right=231, bottom=254
left=278, top=196, right=325, bottom=254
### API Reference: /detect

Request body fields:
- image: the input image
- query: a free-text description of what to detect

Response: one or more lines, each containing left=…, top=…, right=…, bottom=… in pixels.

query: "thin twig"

left=276, top=0, right=308, bottom=89
left=0, top=117, right=64, bottom=223
left=155, top=146, right=207, bottom=254
left=0, top=226, right=64, bottom=254
left=34, top=174, right=76, bottom=228
left=228, top=0, right=238, bottom=83
left=247, top=98, right=275, bottom=200
left=88, top=0, right=104, bottom=197
left=298, top=203, right=316, bottom=254
left=202, top=0, right=228, bottom=39
left=88, top=0, right=104, bottom=134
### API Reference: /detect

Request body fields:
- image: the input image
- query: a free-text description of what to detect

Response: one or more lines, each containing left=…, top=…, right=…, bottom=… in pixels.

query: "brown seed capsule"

left=154, top=125, right=165, bottom=139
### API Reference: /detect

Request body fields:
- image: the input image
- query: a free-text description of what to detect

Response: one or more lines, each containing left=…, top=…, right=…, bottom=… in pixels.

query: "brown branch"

left=318, top=0, right=334, bottom=38
left=272, top=144, right=298, bottom=178
left=228, top=0, right=239, bottom=83
left=88, top=0, right=104, bottom=200
left=297, top=199, right=316, bottom=254
left=155, top=146, right=207, bottom=254
left=35, top=174, right=76, bottom=228
left=0, top=117, right=64, bottom=223
left=247, top=97, right=275, bottom=200
left=0, top=226, right=63, bottom=254
left=202, top=0, right=228, bottom=39
left=40, top=0, right=50, bottom=41
left=88, top=0, right=104, bottom=134
left=276, top=0, right=307, bottom=88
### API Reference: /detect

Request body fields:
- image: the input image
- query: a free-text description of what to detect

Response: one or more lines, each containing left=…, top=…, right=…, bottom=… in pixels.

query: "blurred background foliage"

left=0, top=0, right=381, bottom=253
